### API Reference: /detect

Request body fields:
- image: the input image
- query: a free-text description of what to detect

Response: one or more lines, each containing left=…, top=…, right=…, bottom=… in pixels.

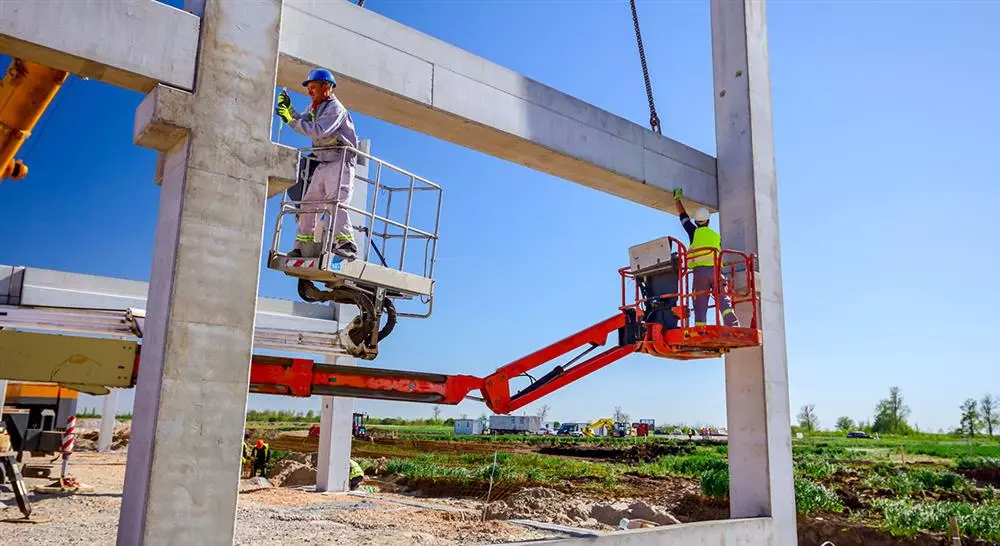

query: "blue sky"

left=3, top=1, right=998, bottom=433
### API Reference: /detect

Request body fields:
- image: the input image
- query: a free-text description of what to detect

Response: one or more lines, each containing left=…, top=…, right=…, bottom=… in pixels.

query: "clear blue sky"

left=2, top=1, right=998, bottom=433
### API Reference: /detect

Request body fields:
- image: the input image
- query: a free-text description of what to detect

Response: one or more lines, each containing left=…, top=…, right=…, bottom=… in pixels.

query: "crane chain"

left=629, top=0, right=661, bottom=134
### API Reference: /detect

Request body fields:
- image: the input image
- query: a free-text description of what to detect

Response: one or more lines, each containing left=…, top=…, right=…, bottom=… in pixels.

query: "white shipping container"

left=453, top=419, right=483, bottom=435
left=489, top=415, right=541, bottom=434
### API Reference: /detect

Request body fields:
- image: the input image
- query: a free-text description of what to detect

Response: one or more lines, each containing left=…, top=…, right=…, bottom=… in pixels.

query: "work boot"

left=334, top=241, right=358, bottom=260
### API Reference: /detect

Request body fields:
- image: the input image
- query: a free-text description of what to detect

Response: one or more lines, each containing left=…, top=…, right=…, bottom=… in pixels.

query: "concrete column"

left=0, top=380, right=7, bottom=413
left=117, top=1, right=284, bottom=544
left=316, top=140, right=370, bottom=492
left=98, top=389, right=118, bottom=453
left=710, top=1, right=797, bottom=544
left=316, top=363, right=355, bottom=492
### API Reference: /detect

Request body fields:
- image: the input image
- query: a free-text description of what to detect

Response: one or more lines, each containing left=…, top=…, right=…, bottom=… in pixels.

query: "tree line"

left=796, top=386, right=999, bottom=437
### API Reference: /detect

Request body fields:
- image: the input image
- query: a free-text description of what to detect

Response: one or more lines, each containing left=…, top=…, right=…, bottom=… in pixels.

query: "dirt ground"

left=0, top=451, right=558, bottom=546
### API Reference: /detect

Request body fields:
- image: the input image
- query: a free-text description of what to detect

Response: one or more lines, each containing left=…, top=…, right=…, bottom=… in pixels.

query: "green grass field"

left=345, top=428, right=1000, bottom=542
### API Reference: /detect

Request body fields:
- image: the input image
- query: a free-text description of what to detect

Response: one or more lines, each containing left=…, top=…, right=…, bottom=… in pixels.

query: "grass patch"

left=794, top=457, right=839, bottom=479
left=794, top=478, right=844, bottom=514
left=699, top=469, right=728, bottom=498
left=875, top=499, right=1000, bottom=541
left=863, top=468, right=970, bottom=496
left=956, top=456, right=1000, bottom=471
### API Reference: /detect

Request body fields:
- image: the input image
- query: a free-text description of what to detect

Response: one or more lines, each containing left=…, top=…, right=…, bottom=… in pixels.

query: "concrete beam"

left=0, top=0, right=198, bottom=93
left=711, top=1, right=796, bottom=544
left=506, top=517, right=774, bottom=545
left=277, top=0, right=717, bottom=213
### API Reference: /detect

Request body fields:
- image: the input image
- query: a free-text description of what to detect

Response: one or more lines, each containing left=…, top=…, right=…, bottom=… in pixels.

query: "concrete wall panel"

left=0, top=0, right=198, bottom=92
left=506, top=517, right=773, bottom=545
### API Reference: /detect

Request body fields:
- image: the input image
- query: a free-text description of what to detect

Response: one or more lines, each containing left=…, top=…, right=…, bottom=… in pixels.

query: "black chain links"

left=629, top=0, right=661, bottom=134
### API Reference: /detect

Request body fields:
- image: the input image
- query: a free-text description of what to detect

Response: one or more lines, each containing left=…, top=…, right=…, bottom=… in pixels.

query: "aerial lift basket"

left=267, top=144, right=443, bottom=359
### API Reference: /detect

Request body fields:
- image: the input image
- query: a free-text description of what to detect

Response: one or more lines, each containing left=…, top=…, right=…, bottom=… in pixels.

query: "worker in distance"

left=275, top=67, right=360, bottom=260
left=673, top=188, right=740, bottom=328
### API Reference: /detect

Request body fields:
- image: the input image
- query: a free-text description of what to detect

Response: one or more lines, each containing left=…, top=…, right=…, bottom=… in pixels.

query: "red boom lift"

left=247, top=235, right=761, bottom=414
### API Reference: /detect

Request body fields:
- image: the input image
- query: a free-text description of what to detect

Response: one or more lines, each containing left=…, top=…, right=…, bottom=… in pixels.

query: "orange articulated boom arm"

left=0, top=58, right=69, bottom=182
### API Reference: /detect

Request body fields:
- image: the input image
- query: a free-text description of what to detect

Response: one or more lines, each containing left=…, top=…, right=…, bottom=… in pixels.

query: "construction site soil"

left=4, top=428, right=995, bottom=545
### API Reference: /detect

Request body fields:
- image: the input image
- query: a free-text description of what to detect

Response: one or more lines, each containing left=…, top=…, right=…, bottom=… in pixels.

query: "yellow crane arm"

left=0, top=58, right=69, bottom=182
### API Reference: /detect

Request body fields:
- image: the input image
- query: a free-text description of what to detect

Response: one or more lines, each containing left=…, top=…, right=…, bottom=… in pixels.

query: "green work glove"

left=673, top=188, right=683, bottom=200
left=277, top=90, right=291, bottom=108
left=275, top=104, right=293, bottom=123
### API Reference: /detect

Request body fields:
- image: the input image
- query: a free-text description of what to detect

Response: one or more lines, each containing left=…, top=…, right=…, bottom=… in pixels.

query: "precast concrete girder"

left=1, top=0, right=718, bottom=213
left=0, top=0, right=199, bottom=93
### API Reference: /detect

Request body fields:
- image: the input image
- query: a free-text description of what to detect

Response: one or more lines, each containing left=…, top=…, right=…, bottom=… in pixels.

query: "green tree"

left=835, top=416, right=855, bottom=432
left=960, top=398, right=981, bottom=438
left=872, top=386, right=912, bottom=435
left=797, top=404, right=818, bottom=432
left=981, top=394, right=997, bottom=437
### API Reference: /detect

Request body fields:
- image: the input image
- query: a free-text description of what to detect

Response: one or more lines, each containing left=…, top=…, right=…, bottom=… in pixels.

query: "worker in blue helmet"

left=275, top=67, right=360, bottom=259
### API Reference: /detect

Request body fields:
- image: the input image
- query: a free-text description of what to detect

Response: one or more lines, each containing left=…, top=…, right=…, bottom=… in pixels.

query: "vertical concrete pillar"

left=316, top=366, right=355, bottom=492
left=98, top=389, right=119, bottom=453
left=710, top=0, right=797, bottom=544
left=117, top=1, right=284, bottom=544
left=0, top=380, right=7, bottom=413
left=316, top=140, right=370, bottom=492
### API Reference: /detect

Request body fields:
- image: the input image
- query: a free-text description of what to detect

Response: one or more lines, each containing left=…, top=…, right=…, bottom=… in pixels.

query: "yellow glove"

left=673, top=188, right=683, bottom=200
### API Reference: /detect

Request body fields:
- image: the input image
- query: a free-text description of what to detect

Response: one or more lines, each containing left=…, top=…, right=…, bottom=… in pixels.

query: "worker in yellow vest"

left=349, top=459, right=365, bottom=490
left=673, top=189, right=740, bottom=328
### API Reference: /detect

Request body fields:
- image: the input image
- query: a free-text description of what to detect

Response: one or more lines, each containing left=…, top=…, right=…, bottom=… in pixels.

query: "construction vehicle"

left=306, top=412, right=369, bottom=440
left=0, top=228, right=760, bottom=414
left=0, top=58, right=69, bottom=182
left=1, top=382, right=78, bottom=461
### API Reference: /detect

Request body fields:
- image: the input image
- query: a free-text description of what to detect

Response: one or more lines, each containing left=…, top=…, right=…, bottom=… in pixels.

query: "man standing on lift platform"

left=673, top=188, right=740, bottom=328
left=275, top=67, right=360, bottom=260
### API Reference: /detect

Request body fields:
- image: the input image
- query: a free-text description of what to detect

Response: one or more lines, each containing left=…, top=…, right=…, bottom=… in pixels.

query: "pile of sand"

left=267, top=459, right=317, bottom=487
left=484, top=487, right=679, bottom=529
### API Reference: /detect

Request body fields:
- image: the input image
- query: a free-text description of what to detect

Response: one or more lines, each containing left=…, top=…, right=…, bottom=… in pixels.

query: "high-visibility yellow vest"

left=688, top=227, right=721, bottom=268
left=349, top=459, right=364, bottom=479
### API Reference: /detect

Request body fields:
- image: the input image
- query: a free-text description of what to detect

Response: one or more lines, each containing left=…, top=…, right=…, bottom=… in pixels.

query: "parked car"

left=846, top=430, right=872, bottom=439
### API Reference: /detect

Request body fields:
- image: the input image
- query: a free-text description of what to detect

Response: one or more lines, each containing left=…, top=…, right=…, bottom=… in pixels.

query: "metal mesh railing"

left=270, top=144, right=443, bottom=308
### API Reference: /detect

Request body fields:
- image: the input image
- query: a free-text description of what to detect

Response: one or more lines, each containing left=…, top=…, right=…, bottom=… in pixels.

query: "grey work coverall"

left=679, top=213, right=740, bottom=327
left=287, top=95, right=359, bottom=251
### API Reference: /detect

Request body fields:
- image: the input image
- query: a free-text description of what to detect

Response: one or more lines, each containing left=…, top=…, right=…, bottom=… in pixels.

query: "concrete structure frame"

left=0, top=0, right=794, bottom=544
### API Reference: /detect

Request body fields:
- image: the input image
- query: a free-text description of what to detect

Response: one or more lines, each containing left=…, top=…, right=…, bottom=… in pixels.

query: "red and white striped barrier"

left=61, top=415, right=75, bottom=479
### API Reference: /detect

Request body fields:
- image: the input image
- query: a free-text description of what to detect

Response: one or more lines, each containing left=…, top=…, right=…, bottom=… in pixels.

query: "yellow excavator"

left=582, top=418, right=635, bottom=438
left=0, top=57, right=69, bottom=182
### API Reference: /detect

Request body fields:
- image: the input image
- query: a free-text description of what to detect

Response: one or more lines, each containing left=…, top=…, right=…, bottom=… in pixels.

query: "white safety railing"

left=270, top=144, right=443, bottom=314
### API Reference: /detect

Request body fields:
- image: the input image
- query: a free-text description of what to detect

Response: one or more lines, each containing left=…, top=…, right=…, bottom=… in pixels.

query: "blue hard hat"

left=302, top=68, right=336, bottom=88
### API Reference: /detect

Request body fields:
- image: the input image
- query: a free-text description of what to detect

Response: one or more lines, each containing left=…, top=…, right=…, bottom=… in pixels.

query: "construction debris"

left=484, top=487, right=680, bottom=530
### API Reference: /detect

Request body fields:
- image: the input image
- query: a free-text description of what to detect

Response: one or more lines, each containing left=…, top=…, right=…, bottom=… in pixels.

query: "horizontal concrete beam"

left=506, top=518, right=773, bottom=545
left=277, top=0, right=717, bottom=213
left=0, top=0, right=198, bottom=93
left=0, top=265, right=338, bottom=334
